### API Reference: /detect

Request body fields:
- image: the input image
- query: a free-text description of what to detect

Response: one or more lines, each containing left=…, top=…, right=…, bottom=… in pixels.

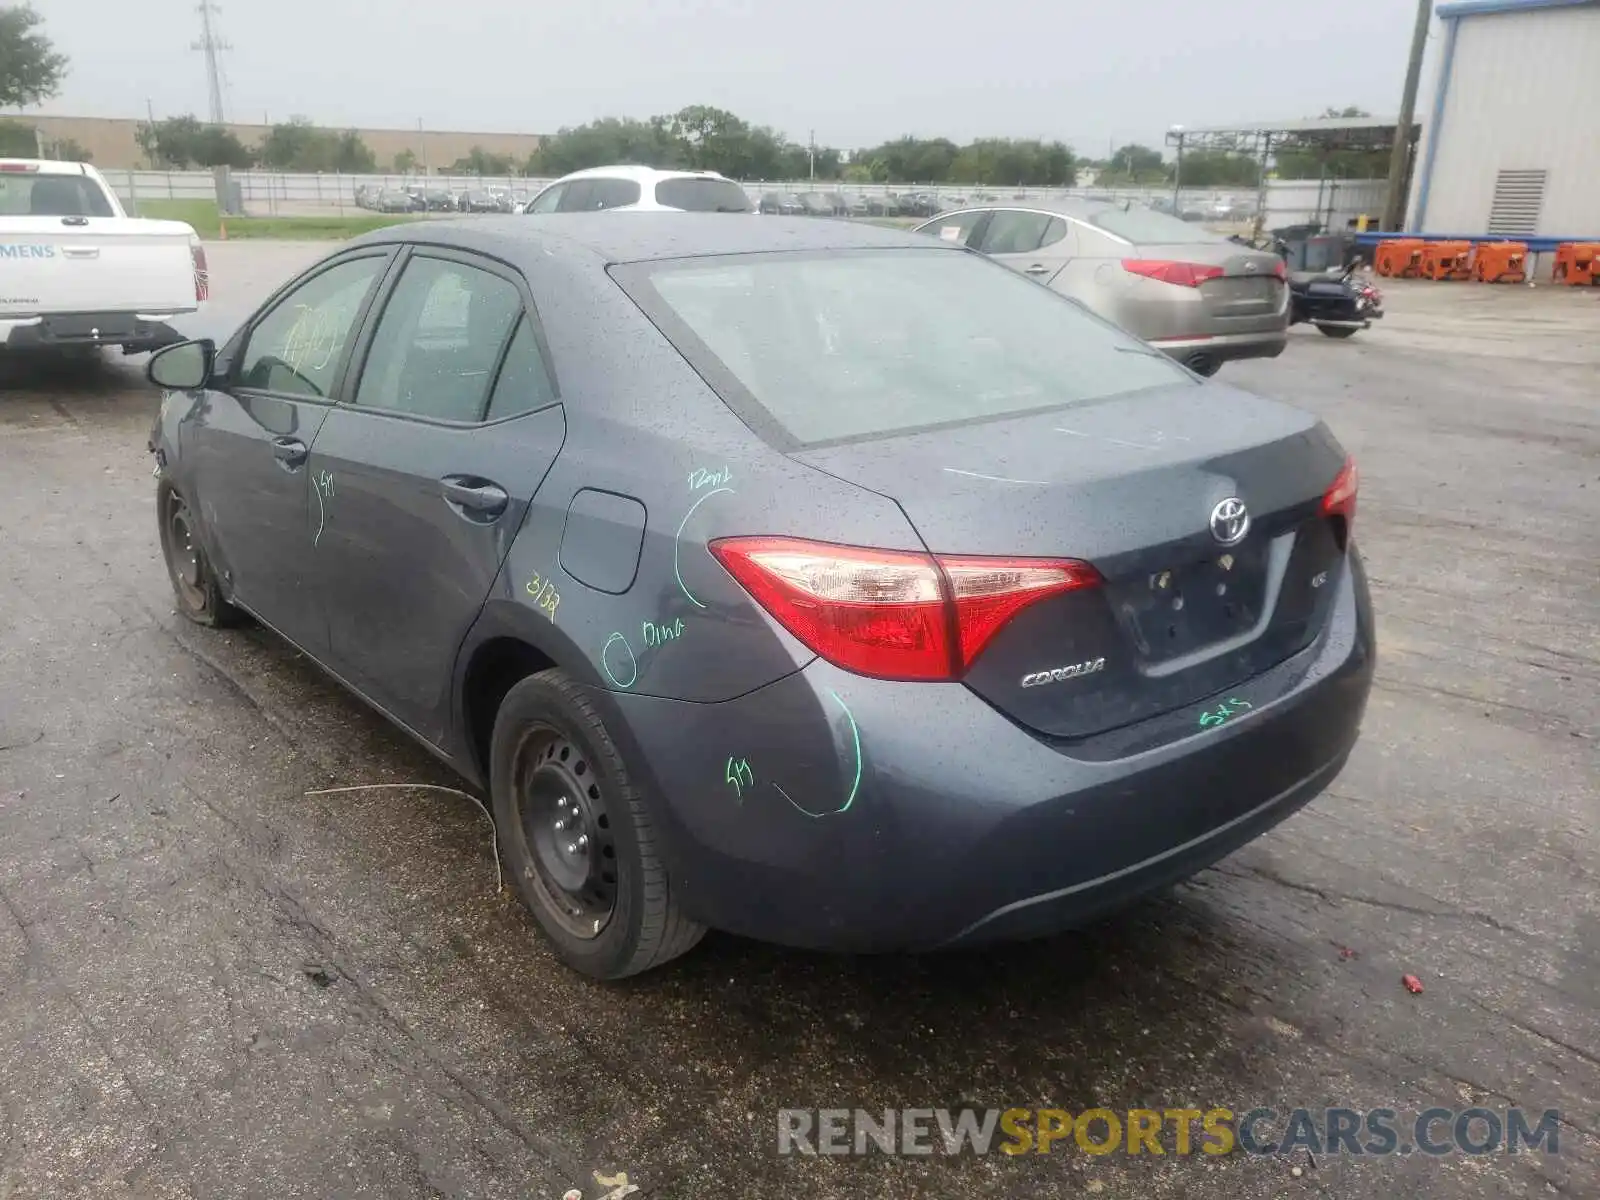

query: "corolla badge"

left=1020, top=657, right=1106, bottom=688
left=1210, top=497, right=1250, bottom=546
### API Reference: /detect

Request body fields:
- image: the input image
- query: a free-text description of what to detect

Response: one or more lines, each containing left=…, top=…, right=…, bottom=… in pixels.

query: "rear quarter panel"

left=464, top=245, right=930, bottom=707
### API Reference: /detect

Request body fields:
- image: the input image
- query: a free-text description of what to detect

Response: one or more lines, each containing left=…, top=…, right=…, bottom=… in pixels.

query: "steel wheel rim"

left=512, top=727, right=617, bottom=940
left=164, top=492, right=206, bottom=606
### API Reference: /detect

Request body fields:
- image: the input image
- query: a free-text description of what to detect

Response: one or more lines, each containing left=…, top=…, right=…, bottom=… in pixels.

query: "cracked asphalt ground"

left=1, top=243, right=1595, bottom=1200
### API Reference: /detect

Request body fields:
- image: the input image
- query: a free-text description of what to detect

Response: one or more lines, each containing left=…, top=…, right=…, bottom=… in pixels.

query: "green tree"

left=453, top=145, right=516, bottom=175
left=1098, top=143, right=1168, bottom=184
left=47, top=134, right=90, bottom=161
left=528, top=116, right=686, bottom=175
left=393, top=149, right=417, bottom=173
left=0, top=118, right=36, bottom=156
left=137, top=115, right=206, bottom=167
left=0, top=4, right=66, bottom=108
left=258, top=118, right=374, bottom=172
left=1273, top=107, right=1386, bottom=180
left=949, top=138, right=1076, bottom=186
left=137, top=115, right=253, bottom=168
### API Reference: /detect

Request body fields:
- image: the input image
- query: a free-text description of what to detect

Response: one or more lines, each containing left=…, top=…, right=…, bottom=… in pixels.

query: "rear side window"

left=354, top=256, right=524, bottom=422
left=1089, top=206, right=1229, bottom=244
left=0, top=172, right=116, bottom=217
left=623, top=249, right=1190, bottom=447
left=559, top=178, right=641, bottom=211
left=654, top=178, right=752, bottom=212
left=485, top=316, right=557, bottom=419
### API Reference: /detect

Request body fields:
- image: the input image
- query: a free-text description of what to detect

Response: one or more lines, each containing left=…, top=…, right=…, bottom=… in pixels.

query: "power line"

left=191, top=1, right=231, bottom=126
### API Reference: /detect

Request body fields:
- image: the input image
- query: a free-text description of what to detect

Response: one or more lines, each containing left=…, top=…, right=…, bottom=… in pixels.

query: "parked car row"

left=756, top=189, right=946, bottom=218
left=353, top=183, right=527, bottom=214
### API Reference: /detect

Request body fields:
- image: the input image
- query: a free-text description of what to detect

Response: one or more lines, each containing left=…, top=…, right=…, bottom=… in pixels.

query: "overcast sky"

left=39, top=0, right=1434, bottom=151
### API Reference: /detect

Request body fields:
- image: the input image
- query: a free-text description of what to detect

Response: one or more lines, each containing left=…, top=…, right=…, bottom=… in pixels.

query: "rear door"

left=972, top=209, right=1077, bottom=283
left=186, top=250, right=395, bottom=654
left=308, top=248, right=565, bottom=741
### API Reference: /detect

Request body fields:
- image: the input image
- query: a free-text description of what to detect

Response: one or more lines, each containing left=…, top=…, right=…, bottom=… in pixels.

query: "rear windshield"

left=1089, top=206, right=1228, bottom=244
left=654, top=178, right=753, bottom=213
left=0, top=171, right=116, bottom=217
left=623, top=249, right=1190, bottom=447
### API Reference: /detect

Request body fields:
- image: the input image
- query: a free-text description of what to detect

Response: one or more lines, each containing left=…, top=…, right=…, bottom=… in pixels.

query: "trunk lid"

left=0, top=217, right=200, bottom=318
left=1140, top=241, right=1287, bottom=321
left=792, top=381, right=1349, bottom=739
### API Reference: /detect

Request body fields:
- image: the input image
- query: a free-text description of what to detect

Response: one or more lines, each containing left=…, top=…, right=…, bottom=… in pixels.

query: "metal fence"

left=100, top=168, right=1267, bottom=217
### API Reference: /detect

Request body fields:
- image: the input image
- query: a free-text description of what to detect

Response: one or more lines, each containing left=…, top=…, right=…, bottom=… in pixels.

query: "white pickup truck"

left=0, top=158, right=206, bottom=354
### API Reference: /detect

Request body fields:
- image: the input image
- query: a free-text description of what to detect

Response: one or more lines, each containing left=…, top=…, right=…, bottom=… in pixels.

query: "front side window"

left=237, top=256, right=388, bottom=398
left=354, top=256, right=524, bottom=422
left=916, top=210, right=986, bottom=246
left=528, top=184, right=566, bottom=214
left=625, top=248, right=1190, bottom=447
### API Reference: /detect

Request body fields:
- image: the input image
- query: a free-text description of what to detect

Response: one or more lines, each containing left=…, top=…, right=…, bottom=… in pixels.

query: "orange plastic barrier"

left=1419, top=241, right=1473, bottom=281
left=1552, top=242, right=1599, bottom=286
left=1472, top=241, right=1527, bottom=283
left=1374, top=238, right=1424, bottom=278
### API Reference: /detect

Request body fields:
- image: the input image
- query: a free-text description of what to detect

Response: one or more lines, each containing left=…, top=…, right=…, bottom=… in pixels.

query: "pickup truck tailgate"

left=0, top=217, right=200, bottom=318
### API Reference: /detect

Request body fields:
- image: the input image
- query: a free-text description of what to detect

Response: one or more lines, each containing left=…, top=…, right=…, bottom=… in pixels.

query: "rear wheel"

left=1317, top=325, right=1359, bottom=339
left=157, top=481, right=243, bottom=627
left=490, top=669, right=704, bottom=979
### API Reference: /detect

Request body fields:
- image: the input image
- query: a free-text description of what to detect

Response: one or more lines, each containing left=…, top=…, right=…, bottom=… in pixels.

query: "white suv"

left=522, top=165, right=755, bottom=214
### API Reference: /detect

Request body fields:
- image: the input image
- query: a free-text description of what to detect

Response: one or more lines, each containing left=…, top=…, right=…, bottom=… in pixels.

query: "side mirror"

left=147, top=338, right=216, bottom=390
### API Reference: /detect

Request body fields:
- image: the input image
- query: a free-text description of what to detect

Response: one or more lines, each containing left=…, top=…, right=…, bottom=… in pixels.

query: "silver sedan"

left=914, top=201, right=1288, bottom=376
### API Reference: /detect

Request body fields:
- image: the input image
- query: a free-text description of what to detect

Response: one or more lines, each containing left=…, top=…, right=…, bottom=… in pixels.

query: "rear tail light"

left=1121, top=259, right=1225, bottom=288
left=1271, top=259, right=1286, bottom=280
left=1321, top=456, right=1359, bottom=546
left=709, top=536, right=1100, bottom=681
left=190, top=238, right=209, bottom=302
left=0, top=161, right=41, bottom=173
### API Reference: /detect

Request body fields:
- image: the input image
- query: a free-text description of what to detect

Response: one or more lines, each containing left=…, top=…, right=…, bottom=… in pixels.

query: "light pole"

left=419, top=118, right=427, bottom=177
left=808, top=129, right=816, bottom=184
left=1169, top=125, right=1185, bottom=209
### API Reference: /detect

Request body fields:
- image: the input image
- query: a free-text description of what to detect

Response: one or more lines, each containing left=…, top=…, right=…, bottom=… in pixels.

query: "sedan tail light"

left=709, top=536, right=1100, bottom=681
left=1121, top=259, right=1225, bottom=288
left=1321, top=456, right=1359, bottom=547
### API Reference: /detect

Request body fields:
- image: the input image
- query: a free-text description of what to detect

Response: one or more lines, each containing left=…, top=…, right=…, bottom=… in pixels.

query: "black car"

left=145, top=215, right=1374, bottom=980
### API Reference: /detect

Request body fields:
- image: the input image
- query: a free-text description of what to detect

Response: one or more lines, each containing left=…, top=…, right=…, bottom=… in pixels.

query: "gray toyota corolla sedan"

left=146, top=214, right=1374, bottom=980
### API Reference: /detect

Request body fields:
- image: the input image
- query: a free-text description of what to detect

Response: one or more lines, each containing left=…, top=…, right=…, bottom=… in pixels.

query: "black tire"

left=490, top=669, right=705, bottom=980
left=157, top=481, right=244, bottom=627
left=1317, top=325, right=1359, bottom=339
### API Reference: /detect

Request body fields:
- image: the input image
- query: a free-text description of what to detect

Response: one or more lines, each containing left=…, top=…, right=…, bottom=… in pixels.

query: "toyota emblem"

left=1210, top=497, right=1250, bottom=545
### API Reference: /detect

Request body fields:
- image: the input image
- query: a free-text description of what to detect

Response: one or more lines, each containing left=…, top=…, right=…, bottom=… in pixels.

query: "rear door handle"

left=62, top=246, right=100, bottom=259
left=1024, top=263, right=1051, bottom=276
left=272, top=437, right=308, bottom=468
left=441, top=476, right=509, bottom=518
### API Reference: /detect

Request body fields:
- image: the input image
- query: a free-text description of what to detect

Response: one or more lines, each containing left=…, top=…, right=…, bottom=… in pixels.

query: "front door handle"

left=441, top=476, right=509, bottom=518
left=1024, top=263, right=1051, bottom=276
left=272, top=437, right=308, bottom=468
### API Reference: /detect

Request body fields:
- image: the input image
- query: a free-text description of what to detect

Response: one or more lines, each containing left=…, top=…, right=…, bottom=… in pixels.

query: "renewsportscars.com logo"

left=777, top=1107, right=1563, bottom=1157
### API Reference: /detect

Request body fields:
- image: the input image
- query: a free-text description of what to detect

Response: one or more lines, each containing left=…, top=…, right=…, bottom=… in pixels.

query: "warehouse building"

left=1408, top=0, right=1600, bottom=237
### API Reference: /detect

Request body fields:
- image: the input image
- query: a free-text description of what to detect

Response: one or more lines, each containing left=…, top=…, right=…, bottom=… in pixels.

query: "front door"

left=186, top=251, right=393, bottom=654
left=309, top=249, right=565, bottom=741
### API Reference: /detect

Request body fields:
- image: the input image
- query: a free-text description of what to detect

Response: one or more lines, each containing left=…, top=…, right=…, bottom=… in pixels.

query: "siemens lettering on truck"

left=0, top=158, right=207, bottom=353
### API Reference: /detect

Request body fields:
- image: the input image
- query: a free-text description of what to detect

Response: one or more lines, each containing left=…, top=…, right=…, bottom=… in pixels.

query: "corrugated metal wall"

left=1409, top=4, right=1600, bottom=236
left=1264, top=178, right=1388, bottom=231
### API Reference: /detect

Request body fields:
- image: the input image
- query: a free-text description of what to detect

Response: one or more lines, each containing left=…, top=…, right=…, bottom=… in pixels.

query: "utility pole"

left=419, top=118, right=428, bottom=177
left=1383, top=0, right=1432, bottom=231
left=191, top=1, right=230, bottom=126
left=808, top=129, right=815, bottom=184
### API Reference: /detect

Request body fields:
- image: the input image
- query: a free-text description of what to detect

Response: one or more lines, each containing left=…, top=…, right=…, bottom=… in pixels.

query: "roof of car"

left=352, top=212, right=955, bottom=265
left=543, top=164, right=735, bottom=184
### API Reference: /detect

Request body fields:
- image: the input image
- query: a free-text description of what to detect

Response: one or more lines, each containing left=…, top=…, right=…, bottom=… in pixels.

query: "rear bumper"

left=1, top=312, right=189, bottom=353
left=591, top=547, right=1375, bottom=952
left=1150, top=329, right=1288, bottom=365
